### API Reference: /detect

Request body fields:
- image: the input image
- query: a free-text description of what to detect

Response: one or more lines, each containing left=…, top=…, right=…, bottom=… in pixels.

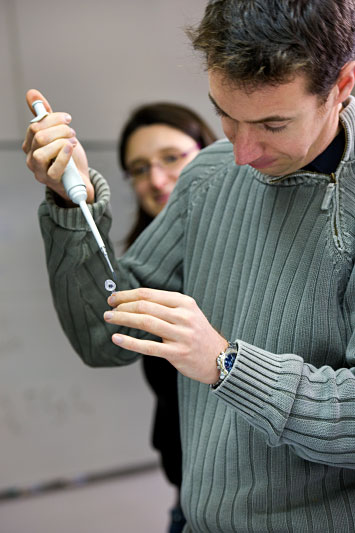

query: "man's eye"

left=213, top=106, right=228, bottom=118
left=264, top=124, right=287, bottom=133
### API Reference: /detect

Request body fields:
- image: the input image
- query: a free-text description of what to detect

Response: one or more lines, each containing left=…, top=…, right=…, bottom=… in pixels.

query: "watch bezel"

left=217, top=343, right=238, bottom=380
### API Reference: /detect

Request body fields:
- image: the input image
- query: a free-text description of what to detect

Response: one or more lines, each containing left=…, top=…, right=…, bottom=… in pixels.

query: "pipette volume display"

left=31, top=99, right=118, bottom=288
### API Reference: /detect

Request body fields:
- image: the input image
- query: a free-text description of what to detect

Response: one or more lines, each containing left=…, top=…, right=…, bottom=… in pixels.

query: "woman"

left=118, top=102, right=216, bottom=533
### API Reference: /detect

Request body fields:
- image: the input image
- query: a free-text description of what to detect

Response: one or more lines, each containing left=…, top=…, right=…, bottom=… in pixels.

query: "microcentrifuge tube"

left=105, top=279, right=116, bottom=293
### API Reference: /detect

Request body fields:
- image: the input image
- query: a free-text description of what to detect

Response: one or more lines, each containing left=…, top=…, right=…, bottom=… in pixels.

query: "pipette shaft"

left=79, top=200, right=116, bottom=277
left=31, top=100, right=117, bottom=281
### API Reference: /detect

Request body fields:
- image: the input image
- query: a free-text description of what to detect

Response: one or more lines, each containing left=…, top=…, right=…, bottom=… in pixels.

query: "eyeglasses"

left=125, top=144, right=200, bottom=181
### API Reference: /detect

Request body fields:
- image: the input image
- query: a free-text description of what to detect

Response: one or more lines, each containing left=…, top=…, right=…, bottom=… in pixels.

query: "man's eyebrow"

left=209, top=93, right=232, bottom=118
left=208, top=93, right=293, bottom=124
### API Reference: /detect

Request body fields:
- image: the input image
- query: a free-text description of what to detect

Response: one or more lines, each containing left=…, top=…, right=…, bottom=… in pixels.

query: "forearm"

left=38, top=169, right=139, bottom=367
left=213, top=339, right=355, bottom=468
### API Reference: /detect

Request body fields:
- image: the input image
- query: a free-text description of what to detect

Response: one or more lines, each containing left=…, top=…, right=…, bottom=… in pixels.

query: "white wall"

left=0, top=0, right=220, bottom=489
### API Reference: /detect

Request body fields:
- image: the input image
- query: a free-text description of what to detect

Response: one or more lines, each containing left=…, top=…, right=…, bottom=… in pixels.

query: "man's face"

left=208, top=70, right=341, bottom=176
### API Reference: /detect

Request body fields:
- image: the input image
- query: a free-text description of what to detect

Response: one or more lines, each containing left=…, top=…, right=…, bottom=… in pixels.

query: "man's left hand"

left=104, top=288, right=227, bottom=384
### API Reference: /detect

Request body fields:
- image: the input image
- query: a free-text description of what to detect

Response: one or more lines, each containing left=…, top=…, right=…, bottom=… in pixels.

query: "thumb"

left=26, top=89, right=53, bottom=116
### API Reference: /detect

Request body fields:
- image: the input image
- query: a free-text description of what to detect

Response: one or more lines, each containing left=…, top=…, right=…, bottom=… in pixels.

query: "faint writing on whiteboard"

left=0, top=386, right=95, bottom=436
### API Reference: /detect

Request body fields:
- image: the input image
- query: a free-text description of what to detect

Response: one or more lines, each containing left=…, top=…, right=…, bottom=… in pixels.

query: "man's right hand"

left=22, top=89, right=94, bottom=204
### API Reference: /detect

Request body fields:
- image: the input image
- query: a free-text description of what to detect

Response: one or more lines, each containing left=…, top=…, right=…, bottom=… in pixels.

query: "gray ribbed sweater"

left=39, top=97, right=355, bottom=532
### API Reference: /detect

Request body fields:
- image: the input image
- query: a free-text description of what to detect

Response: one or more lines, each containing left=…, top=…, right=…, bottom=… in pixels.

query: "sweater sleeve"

left=212, top=264, right=355, bottom=469
left=38, top=169, right=186, bottom=368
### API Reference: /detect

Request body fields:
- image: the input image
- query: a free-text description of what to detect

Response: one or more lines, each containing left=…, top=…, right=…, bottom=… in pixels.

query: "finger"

left=23, top=113, right=73, bottom=154
left=104, top=310, right=177, bottom=340
left=31, top=124, right=77, bottom=151
left=111, top=333, right=173, bottom=358
left=46, top=142, right=76, bottom=183
left=108, top=287, right=188, bottom=308
left=113, top=300, right=181, bottom=325
left=26, top=89, right=53, bottom=116
left=28, top=138, right=76, bottom=180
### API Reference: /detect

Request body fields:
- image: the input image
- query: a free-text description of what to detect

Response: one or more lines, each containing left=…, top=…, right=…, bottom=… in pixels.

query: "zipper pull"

left=321, top=182, right=335, bottom=211
left=321, top=173, right=336, bottom=211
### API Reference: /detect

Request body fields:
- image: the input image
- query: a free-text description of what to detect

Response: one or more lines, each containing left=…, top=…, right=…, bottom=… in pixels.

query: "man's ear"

left=335, top=61, right=355, bottom=104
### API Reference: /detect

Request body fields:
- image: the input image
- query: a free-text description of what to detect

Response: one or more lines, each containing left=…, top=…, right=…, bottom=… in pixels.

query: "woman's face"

left=125, top=124, right=200, bottom=217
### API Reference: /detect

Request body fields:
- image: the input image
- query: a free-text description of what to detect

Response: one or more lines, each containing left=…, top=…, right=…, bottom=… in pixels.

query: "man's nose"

left=232, top=125, right=263, bottom=166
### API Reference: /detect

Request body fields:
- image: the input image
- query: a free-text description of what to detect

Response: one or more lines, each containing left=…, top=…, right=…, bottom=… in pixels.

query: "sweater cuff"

left=44, top=168, right=110, bottom=230
left=212, top=340, right=303, bottom=445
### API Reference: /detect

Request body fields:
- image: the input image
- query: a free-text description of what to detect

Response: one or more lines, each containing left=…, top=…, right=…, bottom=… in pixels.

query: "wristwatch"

left=213, top=341, right=238, bottom=388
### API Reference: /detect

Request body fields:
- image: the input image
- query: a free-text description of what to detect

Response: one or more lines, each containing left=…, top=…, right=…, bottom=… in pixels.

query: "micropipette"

left=31, top=100, right=117, bottom=284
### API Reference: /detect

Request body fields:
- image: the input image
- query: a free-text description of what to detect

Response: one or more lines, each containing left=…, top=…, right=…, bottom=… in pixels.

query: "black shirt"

left=302, top=126, right=345, bottom=174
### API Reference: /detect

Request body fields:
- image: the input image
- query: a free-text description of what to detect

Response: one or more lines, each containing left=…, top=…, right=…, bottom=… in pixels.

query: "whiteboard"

left=0, top=0, right=221, bottom=489
left=0, top=148, right=158, bottom=489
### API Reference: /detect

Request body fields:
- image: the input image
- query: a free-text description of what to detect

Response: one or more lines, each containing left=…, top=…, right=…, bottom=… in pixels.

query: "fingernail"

left=108, top=295, right=115, bottom=306
left=113, top=335, right=123, bottom=344
left=104, top=311, right=114, bottom=321
left=64, top=143, right=73, bottom=153
left=70, top=128, right=76, bottom=136
left=69, top=137, right=77, bottom=145
left=65, top=114, right=72, bottom=123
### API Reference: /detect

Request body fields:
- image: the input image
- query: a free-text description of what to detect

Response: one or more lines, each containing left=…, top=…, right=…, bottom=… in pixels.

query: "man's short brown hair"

left=188, top=0, right=355, bottom=98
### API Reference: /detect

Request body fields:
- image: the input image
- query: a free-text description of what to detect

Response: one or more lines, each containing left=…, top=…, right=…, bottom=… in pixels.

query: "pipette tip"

left=100, top=247, right=117, bottom=282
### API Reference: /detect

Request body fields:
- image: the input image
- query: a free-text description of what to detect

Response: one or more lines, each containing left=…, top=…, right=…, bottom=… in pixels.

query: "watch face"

left=224, top=352, right=236, bottom=372
left=217, top=345, right=237, bottom=381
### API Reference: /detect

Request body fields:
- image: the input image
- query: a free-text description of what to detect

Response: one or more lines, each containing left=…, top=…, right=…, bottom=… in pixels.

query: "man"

left=23, top=1, right=355, bottom=531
